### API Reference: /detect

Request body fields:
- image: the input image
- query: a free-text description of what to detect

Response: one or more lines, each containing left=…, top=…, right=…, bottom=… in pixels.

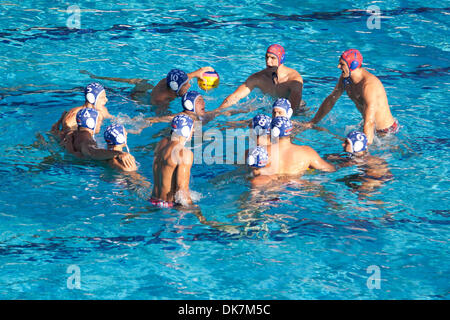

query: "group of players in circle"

left=51, top=44, right=399, bottom=208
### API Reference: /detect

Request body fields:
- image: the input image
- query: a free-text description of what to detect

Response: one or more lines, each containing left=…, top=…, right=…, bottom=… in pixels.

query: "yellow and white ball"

left=198, top=71, right=220, bottom=91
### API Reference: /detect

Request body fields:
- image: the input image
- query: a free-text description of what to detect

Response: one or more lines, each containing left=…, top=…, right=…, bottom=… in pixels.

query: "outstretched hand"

left=197, top=66, right=215, bottom=80
left=117, top=152, right=135, bottom=167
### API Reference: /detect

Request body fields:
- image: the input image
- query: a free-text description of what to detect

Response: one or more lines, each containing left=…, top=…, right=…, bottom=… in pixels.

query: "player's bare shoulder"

left=286, top=66, right=303, bottom=82
left=361, top=69, right=387, bottom=99
left=362, top=68, right=383, bottom=88
left=247, top=69, right=268, bottom=84
left=154, top=137, right=170, bottom=157
left=150, top=79, right=170, bottom=104
left=62, top=106, right=83, bottom=128
left=295, top=145, right=319, bottom=158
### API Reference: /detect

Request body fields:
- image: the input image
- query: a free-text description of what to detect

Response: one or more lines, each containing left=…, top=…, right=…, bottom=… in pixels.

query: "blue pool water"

left=0, top=0, right=449, bottom=299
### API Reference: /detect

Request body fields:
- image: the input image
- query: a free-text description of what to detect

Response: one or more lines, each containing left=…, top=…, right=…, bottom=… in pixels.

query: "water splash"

left=175, top=189, right=203, bottom=206
left=113, top=112, right=149, bottom=134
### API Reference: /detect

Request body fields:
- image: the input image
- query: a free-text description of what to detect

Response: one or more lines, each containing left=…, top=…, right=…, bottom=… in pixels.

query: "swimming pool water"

left=0, top=0, right=449, bottom=299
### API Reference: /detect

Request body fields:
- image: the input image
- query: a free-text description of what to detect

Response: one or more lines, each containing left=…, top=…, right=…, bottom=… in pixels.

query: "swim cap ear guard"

left=252, top=114, right=272, bottom=136
left=341, top=49, right=363, bottom=71
left=271, top=116, right=292, bottom=138
left=272, top=98, right=293, bottom=119
left=76, top=108, right=99, bottom=131
left=247, top=146, right=269, bottom=168
left=181, top=91, right=201, bottom=113
left=171, top=114, right=194, bottom=138
left=266, top=44, right=286, bottom=65
left=346, top=131, right=368, bottom=153
left=84, top=82, right=105, bottom=108
left=167, top=69, right=189, bottom=96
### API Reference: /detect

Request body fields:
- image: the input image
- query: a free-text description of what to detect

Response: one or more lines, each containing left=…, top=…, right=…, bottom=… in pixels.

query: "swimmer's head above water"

left=171, top=114, right=194, bottom=141
left=344, top=131, right=368, bottom=155
left=181, top=91, right=205, bottom=117
left=76, top=108, right=99, bottom=134
left=167, top=69, right=190, bottom=96
left=85, top=82, right=107, bottom=109
left=104, top=124, right=130, bottom=153
left=266, top=44, right=285, bottom=68
left=271, top=116, right=292, bottom=139
left=272, top=98, right=293, bottom=119
left=252, top=114, right=272, bottom=136
left=339, top=49, right=363, bottom=85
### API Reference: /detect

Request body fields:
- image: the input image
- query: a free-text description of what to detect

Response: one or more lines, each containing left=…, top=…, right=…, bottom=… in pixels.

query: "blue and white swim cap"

left=76, top=108, right=98, bottom=131
left=346, top=131, right=368, bottom=153
left=84, top=82, right=105, bottom=108
left=272, top=98, right=293, bottom=119
left=104, top=124, right=127, bottom=146
left=181, top=91, right=201, bottom=112
left=171, top=114, right=194, bottom=138
left=247, top=146, right=269, bottom=168
left=167, top=69, right=189, bottom=95
left=271, top=116, right=292, bottom=138
left=252, top=114, right=272, bottom=136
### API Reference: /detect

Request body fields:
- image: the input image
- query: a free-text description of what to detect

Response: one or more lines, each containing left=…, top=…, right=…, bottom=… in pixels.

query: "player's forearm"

left=322, top=162, right=336, bottom=172
left=218, top=83, right=252, bottom=110
left=363, top=121, right=375, bottom=145
left=188, top=72, right=199, bottom=80
left=289, top=85, right=303, bottom=110
left=218, top=96, right=233, bottom=110
left=188, top=68, right=204, bottom=80
left=311, top=160, right=336, bottom=172
left=85, top=147, right=122, bottom=160
left=103, top=110, right=114, bottom=119
left=145, top=115, right=172, bottom=123
left=82, top=71, right=144, bottom=84
left=218, top=93, right=242, bottom=110
left=311, top=94, right=337, bottom=124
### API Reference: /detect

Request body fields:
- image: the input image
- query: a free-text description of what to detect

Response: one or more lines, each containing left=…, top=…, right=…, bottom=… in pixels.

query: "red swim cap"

left=266, top=44, right=285, bottom=65
left=341, top=49, right=363, bottom=70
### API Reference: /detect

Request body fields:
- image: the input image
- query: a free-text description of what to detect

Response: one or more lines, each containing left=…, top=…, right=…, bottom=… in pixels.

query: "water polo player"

left=104, top=124, right=137, bottom=171
left=63, top=108, right=133, bottom=167
left=144, top=90, right=209, bottom=124
left=253, top=116, right=335, bottom=179
left=251, top=114, right=272, bottom=147
left=51, top=82, right=113, bottom=140
left=272, top=98, right=293, bottom=119
left=324, top=131, right=393, bottom=197
left=132, top=90, right=237, bottom=134
left=306, top=49, right=398, bottom=145
left=151, top=114, right=195, bottom=208
left=217, top=44, right=304, bottom=113
left=80, top=67, right=215, bottom=108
